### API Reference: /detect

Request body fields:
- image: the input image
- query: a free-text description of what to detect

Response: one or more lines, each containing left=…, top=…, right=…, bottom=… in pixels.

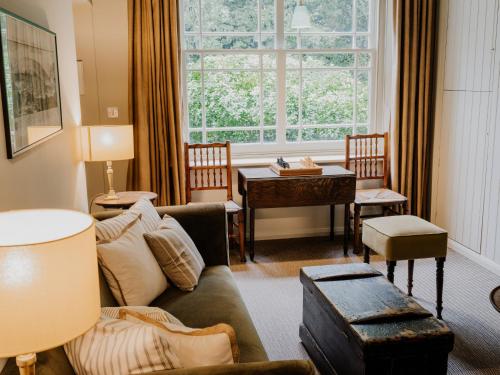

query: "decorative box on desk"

left=300, top=263, right=454, bottom=375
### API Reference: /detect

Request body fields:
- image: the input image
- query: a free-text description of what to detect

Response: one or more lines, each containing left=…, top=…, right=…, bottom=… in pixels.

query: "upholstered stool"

left=362, top=215, right=448, bottom=319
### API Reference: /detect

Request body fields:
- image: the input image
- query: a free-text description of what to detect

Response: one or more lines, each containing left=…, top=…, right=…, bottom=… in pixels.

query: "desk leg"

left=249, top=208, right=255, bottom=261
left=343, top=204, right=350, bottom=256
left=241, top=191, right=247, bottom=243
left=330, top=205, right=335, bottom=241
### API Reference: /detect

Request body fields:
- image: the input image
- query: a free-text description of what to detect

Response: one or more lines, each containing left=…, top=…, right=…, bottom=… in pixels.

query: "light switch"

left=107, top=107, right=119, bottom=118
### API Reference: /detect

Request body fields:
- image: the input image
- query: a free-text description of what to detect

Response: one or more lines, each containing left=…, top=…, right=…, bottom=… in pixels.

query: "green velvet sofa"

left=1, top=203, right=314, bottom=375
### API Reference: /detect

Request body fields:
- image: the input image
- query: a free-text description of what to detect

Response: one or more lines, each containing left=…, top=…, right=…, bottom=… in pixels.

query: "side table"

left=94, top=191, right=158, bottom=210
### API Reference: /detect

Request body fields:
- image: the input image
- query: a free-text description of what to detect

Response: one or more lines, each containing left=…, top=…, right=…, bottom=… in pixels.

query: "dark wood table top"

left=491, top=286, right=500, bottom=313
left=238, top=165, right=355, bottom=180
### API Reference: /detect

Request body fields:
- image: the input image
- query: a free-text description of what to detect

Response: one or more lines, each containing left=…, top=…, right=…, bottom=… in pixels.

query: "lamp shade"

left=0, top=210, right=100, bottom=357
left=81, top=125, right=134, bottom=162
left=291, top=5, right=312, bottom=29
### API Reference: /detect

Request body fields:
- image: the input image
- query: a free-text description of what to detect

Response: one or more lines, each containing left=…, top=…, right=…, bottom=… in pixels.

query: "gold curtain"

left=390, top=0, right=438, bottom=219
left=127, top=0, right=185, bottom=206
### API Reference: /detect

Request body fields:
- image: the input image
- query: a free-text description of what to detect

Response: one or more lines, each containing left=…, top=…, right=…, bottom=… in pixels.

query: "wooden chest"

left=300, top=264, right=454, bottom=375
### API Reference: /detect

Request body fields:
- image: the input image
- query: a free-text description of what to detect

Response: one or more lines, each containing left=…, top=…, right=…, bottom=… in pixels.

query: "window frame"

left=179, top=0, right=382, bottom=159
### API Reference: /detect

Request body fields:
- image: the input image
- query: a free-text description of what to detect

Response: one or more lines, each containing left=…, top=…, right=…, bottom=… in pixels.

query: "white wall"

left=0, top=0, right=88, bottom=370
left=432, top=0, right=500, bottom=274
left=0, top=0, right=88, bottom=212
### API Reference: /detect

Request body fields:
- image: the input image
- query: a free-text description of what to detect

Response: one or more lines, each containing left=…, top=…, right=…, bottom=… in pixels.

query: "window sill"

left=231, top=154, right=346, bottom=167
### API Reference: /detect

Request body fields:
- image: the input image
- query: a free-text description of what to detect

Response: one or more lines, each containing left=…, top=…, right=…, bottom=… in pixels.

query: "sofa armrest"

left=93, top=203, right=229, bottom=267
left=153, top=361, right=316, bottom=375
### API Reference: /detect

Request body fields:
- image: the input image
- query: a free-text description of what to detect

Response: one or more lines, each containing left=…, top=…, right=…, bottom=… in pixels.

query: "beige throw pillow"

left=144, top=217, right=205, bottom=291
left=64, top=315, right=181, bottom=375
left=97, top=217, right=168, bottom=305
left=95, top=212, right=138, bottom=241
left=101, top=306, right=183, bottom=326
left=120, top=309, right=240, bottom=367
left=129, top=198, right=161, bottom=232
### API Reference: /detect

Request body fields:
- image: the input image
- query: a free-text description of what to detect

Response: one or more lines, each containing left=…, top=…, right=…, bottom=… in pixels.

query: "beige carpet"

left=229, top=237, right=500, bottom=374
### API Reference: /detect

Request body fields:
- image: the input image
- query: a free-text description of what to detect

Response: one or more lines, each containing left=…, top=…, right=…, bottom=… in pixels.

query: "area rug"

left=230, top=237, right=500, bottom=374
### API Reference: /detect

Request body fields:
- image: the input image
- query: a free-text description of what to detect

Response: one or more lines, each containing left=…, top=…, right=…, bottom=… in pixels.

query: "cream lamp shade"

left=0, top=209, right=100, bottom=360
left=81, top=125, right=134, bottom=200
left=81, top=125, right=134, bottom=162
left=291, top=1, right=312, bottom=29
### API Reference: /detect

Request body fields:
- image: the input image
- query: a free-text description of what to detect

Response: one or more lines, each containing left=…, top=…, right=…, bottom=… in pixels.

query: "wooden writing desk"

left=238, top=166, right=356, bottom=260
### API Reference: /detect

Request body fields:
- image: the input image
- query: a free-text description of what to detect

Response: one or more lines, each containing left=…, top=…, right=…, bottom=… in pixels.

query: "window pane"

left=264, top=72, right=277, bottom=125
left=300, top=35, right=353, bottom=49
left=263, top=54, right=276, bottom=69
left=202, top=0, right=258, bottom=32
left=285, top=35, right=297, bottom=49
left=186, top=54, right=201, bottom=69
left=356, top=35, right=369, bottom=49
left=358, top=52, right=371, bottom=67
left=190, top=131, right=203, bottom=143
left=301, top=127, right=353, bottom=141
left=205, top=72, right=260, bottom=127
left=184, top=0, right=199, bottom=32
left=356, top=125, right=368, bottom=134
left=302, top=70, right=354, bottom=124
left=187, top=71, right=202, bottom=128
left=286, top=128, right=299, bottom=142
left=356, top=71, right=369, bottom=123
left=262, top=35, right=275, bottom=49
left=261, top=0, right=275, bottom=31
left=285, top=0, right=353, bottom=32
left=302, top=53, right=355, bottom=68
left=204, top=54, right=260, bottom=69
left=202, top=36, right=258, bottom=49
left=207, top=130, right=260, bottom=143
left=286, top=70, right=299, bottom=125
left=356, top=0, right=370, bottom=32
left=184, top=35, right=200, bottom=50
left=264, top=128, right=276, bottom=143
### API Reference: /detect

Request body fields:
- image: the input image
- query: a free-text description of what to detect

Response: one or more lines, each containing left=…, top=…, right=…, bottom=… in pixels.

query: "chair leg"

left=227, top=214, right=234, bottom=248
left=386, top=261, right=396, bottom=283
left=402, top=200, right=409, bottom=215
left=353, top=204, right=361, bottom=254
left=344, top=204, right=350, bottom=256
left=330, top=205, right=335, bottom=241
left=436, top=257, right=446, bottom=319
left=237, top=211, right=246, bottom=262
left=363, top=245, right=370, bottom=264
left=408, top=260, right=414, bottom=296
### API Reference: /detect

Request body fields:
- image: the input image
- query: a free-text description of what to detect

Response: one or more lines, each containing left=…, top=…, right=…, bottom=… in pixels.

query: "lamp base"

left=16, top=353, right=36, bottom=375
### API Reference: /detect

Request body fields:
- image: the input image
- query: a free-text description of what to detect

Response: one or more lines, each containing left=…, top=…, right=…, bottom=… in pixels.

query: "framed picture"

left=0, top=8, right=62, bottom=159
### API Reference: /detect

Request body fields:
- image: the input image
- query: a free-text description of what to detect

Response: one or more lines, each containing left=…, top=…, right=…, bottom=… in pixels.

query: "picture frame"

left=0, top=8, right=62, bottom=159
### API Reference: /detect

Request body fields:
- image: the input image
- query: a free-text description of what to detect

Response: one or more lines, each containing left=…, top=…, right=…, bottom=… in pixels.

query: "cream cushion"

left=101, top=306, right=183, bottom=325
left=120, top=309, right=239, bottom=368
left=362, top=215, right=448, bottom=260
left=97, top=217, right=168, bottom=305
left=129, top=198, right=161, bottom=232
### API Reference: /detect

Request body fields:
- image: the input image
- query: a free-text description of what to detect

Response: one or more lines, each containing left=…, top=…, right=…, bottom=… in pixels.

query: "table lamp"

left=81, top=125, right=134, bottom=200
left=0, top=209, right=100, bottom=374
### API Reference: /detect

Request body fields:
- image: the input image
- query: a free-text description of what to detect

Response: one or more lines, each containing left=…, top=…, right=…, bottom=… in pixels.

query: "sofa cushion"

left=151, top=266, right=268, bottom=363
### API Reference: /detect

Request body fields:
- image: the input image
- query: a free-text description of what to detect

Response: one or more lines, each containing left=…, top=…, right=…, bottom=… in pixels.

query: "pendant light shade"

left=291, top=2, right=311, bottom=29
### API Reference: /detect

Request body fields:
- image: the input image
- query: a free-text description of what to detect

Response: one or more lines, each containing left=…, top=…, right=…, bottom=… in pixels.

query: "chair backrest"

left=184, top=141, right=233, bottom=203
left=345, top=132, right=389, bottom=187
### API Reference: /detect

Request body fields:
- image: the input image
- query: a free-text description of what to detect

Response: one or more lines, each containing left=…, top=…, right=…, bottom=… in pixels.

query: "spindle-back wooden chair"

left=345, top=133, right=408, bottom=253
left=184, top=141, right=246, bottom=261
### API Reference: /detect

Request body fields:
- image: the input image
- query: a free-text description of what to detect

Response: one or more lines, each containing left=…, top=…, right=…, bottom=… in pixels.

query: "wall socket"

left=107, top=107, right=119, bottom=118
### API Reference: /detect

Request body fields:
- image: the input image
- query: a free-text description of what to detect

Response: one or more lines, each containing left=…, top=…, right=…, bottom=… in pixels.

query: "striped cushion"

left=97, top=217, right=168, bottom=305
left=101, top=306, right=183, bottom=326
left=129, top=198, right=161, bottom=233
left=120, top=309, right=240, bottom=367
left=144, top=217, right=205, bottom=291
left=64, top=315, right=181, bottom=375
left=95, top=212, right=138, bottom=241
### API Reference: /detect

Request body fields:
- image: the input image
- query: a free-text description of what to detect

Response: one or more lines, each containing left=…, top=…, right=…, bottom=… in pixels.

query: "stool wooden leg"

left=407, top=260, right=414, bottom=296
left=436, top=257, right=445, bottom=319
left=386, top=261, right=396, bottom=283
left=363, top=245, right=370, bottom=264
left=330, top=205, right=335, bottom=241
left=238, top=210, right=246, bottom=263
left=353, top=204, right=361, bottom=254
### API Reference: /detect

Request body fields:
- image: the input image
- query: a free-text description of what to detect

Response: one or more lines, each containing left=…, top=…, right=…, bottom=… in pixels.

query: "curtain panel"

left=127, top=0, right=185, bottom=206
left=390, top=0, right=438, bottom=219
